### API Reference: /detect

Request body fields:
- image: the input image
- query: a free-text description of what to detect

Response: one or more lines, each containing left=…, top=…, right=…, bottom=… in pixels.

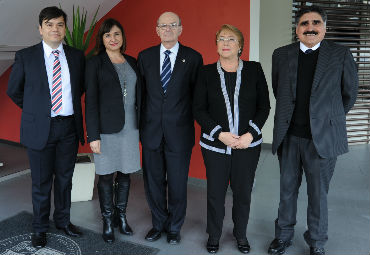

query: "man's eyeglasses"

left=217, top=37, right=238, bottom=43
left=157, top=23, right=180, bottom=30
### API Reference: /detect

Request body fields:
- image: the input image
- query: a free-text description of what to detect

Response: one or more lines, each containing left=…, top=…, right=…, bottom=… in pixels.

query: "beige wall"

left=259, top=0, right=293, bottom=144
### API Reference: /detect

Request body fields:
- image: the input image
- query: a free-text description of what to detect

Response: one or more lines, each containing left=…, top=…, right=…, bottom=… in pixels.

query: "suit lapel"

left=288, top=42, right=299, bottom=100
left=153, top=45, right=163, bottom=94
left=35, top=43, right=50, bottom=95
left=166, top=43, right=185, bottom=94
left=102, top=52, right=120, bottom=84
left=312, top=40, right=330, bottom=92
left=124, top=54, right=139, bottom=75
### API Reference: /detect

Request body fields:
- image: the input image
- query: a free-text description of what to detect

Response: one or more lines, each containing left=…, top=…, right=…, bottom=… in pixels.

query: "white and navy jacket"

left=193, top=60, right=270, bottom=154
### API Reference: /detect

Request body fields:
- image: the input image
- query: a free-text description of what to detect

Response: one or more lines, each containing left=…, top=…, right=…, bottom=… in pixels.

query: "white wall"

left=0, top=0, right=120, bottom=75
left=0, top=0, right=120, bottom=46
left=249, top=0, right=260, bottom=62
left=259, top=0, right=292, bottom=144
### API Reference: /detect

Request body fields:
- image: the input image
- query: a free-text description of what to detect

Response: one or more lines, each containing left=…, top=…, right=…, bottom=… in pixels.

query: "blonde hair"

left=216, top=24, right=244, bottom=57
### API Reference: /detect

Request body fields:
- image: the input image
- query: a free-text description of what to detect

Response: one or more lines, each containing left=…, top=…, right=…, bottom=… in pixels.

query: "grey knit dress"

left=94, top=61, right=140, bottom=175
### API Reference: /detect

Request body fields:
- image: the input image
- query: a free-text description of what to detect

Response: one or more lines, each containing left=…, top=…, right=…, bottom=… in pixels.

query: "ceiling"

left=0, top=0, right=121, bottom=75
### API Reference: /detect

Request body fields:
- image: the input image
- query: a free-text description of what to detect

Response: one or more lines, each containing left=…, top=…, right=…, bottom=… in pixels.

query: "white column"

left=249, top=0, right=260, bottom=62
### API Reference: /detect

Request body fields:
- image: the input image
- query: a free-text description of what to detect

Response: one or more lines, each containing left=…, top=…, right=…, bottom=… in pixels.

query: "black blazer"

left=85, top=52, right=141, bottom=143
left=272, top=40, right=358, bottom=158
left=193, top=61, right=270, bottom=153
left=7, top=43, right=85, bottom=150
left=138, top=43, right=203, bottom=152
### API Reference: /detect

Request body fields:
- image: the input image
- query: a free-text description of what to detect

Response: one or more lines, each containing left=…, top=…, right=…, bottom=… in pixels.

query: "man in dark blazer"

left=138, top=11, right=203, bottom=244
left=7, top=6, right=85, bottom=249
left=268, top=6, right=358, bottom=255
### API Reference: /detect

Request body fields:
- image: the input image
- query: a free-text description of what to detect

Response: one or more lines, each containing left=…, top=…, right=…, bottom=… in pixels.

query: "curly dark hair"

left=295, top=5, right=327, bottom=25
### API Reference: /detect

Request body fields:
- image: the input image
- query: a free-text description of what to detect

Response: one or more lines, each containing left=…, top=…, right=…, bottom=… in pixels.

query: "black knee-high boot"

left=114, top=172, right=133, bottom=235
left=98, top=174, right=115, bottom=243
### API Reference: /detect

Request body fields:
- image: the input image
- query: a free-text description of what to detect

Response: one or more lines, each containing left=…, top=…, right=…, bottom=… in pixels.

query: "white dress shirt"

left=160, top=42, right=179, bottom=73
left=300, top=41, right=321, bottom=53
left=42, top=41, right=74, bottom=117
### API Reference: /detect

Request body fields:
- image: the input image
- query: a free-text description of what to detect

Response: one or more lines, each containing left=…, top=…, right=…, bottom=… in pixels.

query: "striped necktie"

left=161, top=50, right=172, bottom=93
left=51, top=50, right=63, bottom=113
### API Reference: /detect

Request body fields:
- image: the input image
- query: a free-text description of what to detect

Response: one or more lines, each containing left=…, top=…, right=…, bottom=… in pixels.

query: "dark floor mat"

left=0, top=211, right=159, bottom=255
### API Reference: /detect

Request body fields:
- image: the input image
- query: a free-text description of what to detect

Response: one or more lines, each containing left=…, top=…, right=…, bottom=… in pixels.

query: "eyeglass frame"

left=157, top=22, right=181, bottom=30
left=216, top=37, right=239, bottom=43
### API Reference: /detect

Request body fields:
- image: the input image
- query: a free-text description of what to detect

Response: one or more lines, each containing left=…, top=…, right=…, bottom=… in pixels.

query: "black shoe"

left=310, top=247, right=325, bottom=255
left=114, top=177, right=133, bottom=235
left=56, top=223, right=82, bottom=237
left=206, top=238, right=219, bottom=254
left=167, top=232, right=181, bottom=245
left=32, top=232, right=46, bottom=248
left=236, top=238, right=250, bottom=254
left=145, top=228, right=161, bottom=242
left=268, top=238, right=292, bottom=254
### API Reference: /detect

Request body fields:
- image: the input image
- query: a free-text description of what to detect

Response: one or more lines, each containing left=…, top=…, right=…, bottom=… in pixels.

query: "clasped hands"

left=218, top=132, right=253, bottom=149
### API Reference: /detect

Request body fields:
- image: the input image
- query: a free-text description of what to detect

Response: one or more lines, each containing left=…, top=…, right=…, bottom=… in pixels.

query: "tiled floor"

left=0, top=144, right=369, bottom=255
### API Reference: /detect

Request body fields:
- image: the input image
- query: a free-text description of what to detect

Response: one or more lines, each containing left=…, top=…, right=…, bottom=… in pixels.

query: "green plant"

left=61, top=4, right=100, bottom=58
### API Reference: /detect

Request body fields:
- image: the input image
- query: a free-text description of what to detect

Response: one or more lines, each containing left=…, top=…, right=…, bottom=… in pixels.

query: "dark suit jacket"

left=193, top=61, right=270, bottom=152
left=272, top=40, right=358, bottom=158
left=85, top=52, right=142, bottom=143
left=7, top=43, right=85, bottom=150
left=138, top=43, right=203, bottom=152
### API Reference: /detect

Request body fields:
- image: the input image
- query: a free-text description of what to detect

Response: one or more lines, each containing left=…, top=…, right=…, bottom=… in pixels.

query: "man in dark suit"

left=267, top=6, right=358, bottom=255
left=138, top=11, right=203, bottom=244
left=7, top=6, right=85, bottom=249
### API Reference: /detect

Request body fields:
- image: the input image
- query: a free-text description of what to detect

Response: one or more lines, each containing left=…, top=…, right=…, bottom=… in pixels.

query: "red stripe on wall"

left=0, top=67, right=22, bottom=143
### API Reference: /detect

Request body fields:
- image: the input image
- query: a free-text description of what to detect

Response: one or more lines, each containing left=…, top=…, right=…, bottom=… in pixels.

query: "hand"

left=90, top=140, right=101, bottom=154
left=230, top=133, right=253, bottom=149
left=218, top=132, right=240, bottom=146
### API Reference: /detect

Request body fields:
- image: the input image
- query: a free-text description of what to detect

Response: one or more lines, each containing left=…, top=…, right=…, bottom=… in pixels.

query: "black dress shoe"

left=167, top=232, right=181, bottom=245
left=268, top=238, right=292, bottom=254
left=310, top=247, right=325, bottom=255
left=32, top=232, right=46, bottom=248
left=236, top=239, right=250, bottom=254
left=56, top=223, right=82, bottom=237
left=145, top=228, right=161, bottom=242
left=206, top=238, right=219, bottom=254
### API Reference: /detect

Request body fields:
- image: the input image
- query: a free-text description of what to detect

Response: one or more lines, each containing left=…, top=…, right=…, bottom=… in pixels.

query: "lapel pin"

left=182, top=59, right=185, bottom=63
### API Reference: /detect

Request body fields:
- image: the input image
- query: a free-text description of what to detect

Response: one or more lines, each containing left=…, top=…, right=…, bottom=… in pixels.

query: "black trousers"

left=28, top=117, right=78, bottom=232
left=202, top=146, right=261, bottom=240
left=142, top=141, right=192, bottom=233
left=275, top=135, right=336, bottom=248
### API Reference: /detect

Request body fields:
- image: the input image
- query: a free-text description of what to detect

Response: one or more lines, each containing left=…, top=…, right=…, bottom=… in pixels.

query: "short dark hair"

left=295, top=5, right=327, bottom=25
left=39, top=6, right=67, bottom=26
left=95, top=18, right=126, bottom=55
